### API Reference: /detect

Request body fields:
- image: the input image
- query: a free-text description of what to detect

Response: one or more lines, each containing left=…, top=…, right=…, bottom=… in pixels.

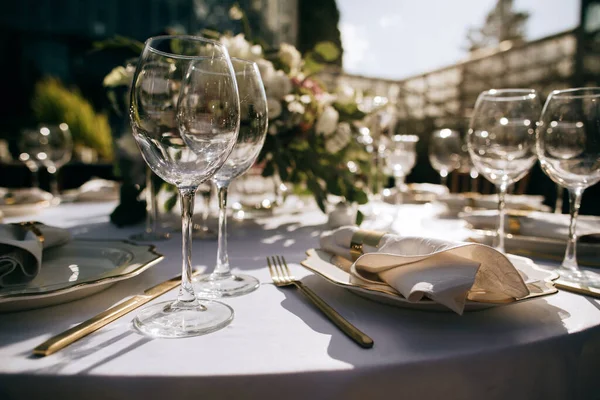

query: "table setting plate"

left=0, top=240, right=163, bottom=312
left=435, top=193, right=551, bottom=216
left=301, top=248, right=558, bottom=312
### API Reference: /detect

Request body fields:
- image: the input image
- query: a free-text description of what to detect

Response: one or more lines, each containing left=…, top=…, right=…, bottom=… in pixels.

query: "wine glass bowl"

left=194, top=57, right=268, bottom=298
left=428, top=129, right=462, bottom=186
left=129, top=35, right=239, bottom=338
left=467, top=89, right=541, bottom=252
left=536, top=87, right=600, bottom=284
left=385, top=134, right=419, bottom=203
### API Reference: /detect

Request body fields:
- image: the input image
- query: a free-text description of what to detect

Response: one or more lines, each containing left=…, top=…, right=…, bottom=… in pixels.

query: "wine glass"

left=536, top=87, right=600, bottom=285
left=38, top=124, right=73, bottom=197
left=194, top=57, right=268, bottom=298
left=385, top=134, right=419, bottom=204
left=428, top=129, right=462, bottom=187
left=129, top=168, right=171, bottom=242
left=467, top=89, right=540, bottom=253
left=192, top=181, right=217, bottom=239
left=18, top=129, right=44, bottom=189
left=129, top=35, right=239, bottom=338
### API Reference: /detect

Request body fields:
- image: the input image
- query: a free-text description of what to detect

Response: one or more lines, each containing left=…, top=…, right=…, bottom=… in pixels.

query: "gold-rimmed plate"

left=0, top=240, right=163, bottom=312
left=301, top=248, right=558, bottom=312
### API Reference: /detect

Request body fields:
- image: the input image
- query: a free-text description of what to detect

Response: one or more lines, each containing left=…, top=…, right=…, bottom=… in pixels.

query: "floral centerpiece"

left=101, top=16, right=370, bottom=224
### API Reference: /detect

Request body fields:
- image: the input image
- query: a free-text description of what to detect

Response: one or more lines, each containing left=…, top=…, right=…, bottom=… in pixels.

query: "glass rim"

left=478, top=88, right=537, bottom=101
left=549, top=87, right=600, bottom=99
left=145, top=35, right=228, bottom=60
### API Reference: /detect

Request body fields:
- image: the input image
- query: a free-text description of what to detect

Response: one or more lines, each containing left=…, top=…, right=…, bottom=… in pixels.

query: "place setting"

left=2, top=1, right=600, bottom=396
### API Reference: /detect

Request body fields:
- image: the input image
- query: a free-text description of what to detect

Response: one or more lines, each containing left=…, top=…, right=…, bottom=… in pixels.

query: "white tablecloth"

left=1, top=200, right=600, bottom=400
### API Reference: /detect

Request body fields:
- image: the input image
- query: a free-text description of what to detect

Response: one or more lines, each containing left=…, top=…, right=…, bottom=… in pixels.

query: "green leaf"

left=164, top=193, right=178, bottom=212
left=353, top=190, right=369, bottom=204
left=355, top=210, right=364, bottom=226
left=314, top=41, right=340, bottom=62
left=303, top=52, right=325, bottom=76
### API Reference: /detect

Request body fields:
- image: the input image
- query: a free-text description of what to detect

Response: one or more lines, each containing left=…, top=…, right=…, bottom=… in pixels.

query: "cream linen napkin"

left=460, top=210, right=600, bottom=240
left=320, top=226, right=529, bottom=314
left=0, top=223, right=71, bottom=287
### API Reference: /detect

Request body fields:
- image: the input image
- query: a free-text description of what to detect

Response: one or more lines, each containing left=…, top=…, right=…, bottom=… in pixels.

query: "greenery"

left=31, top=77, right=114, bottom=160
left=298, top=0, right=343, bottom=66
left=466, top=0, right=529, bottom=52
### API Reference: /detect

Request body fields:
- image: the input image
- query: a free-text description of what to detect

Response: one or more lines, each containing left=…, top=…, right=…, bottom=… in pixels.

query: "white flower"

left=264, top=70, right=292, bottom=100
left=325, top=122, right=352, bottom=153
left=220, top=34, right=261, bottom=61
left=229, top=4, right=243, bottom=20
left=336, top=84, right=355, bottom=104
left=103, top=66, right=134, bottom=87
left=256, top=59, right=275, bottom=80
left=267, top=98, right=282, bottom=120
left=278, top=43, right=302, bottom=72
left=288, top=101, right=305, bottom=114
left=315, top=106, right=339, bottom=136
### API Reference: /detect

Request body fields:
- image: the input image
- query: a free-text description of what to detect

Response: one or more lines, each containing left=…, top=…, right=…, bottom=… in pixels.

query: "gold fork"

left=267, top=255, right=373, bottom=348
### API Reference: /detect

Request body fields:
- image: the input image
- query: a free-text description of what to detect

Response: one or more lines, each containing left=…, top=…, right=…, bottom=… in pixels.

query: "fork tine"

left=280, top=256, right=292, bottom=278
left=273, top=255, right=284, bottom=281
left=266, top=256, right=277, bottom=282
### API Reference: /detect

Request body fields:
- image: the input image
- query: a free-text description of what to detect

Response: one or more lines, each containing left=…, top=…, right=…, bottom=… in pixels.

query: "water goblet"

left=129, top=35, right=239, bottom=338
left=385, top=134, right=419, bottom=205
left=194, top=58, right=268, bottom=298
left=38, top=123, right=73, bottom=197
left=467, top=89, right=540, bottom=253
left=18, top=129, right=44, bottom=189
left=192, top=181, right=217, bottom=239
left=536, top=87, right=600, bottom=285
left=428, top=129, right=462, bottom=187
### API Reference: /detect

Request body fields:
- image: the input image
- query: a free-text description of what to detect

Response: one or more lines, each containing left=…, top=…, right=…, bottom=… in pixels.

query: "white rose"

left=278, top=43, right=302, bottom=72
left=220, top=34, right=255, bottom=60
left=325, top=122, right=352, bottom=153
left=315, top=106, right=339, bottom=136
left=103, top=66, right=134, bottom=87
left=288, top=100, right=305, bottom=115
left=336, top=84, right=355, bottom=104
left=264, top=70, right=292, bottom=100
left=255, top=59, right=275, bottom=81
left=267, top=98, right=282, bottom=120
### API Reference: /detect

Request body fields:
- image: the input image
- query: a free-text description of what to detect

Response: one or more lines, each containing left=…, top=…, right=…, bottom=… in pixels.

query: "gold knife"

left=33, top=270, right=201, bottom=357
left=555, top=281, right=600, bottom=298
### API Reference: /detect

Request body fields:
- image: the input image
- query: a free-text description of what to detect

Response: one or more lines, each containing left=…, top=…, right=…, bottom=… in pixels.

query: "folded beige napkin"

left=320, top=226, right=529, bottom=314
left=0, top=188, right=52, bottom=206
left=62, top=179, right=120, bottom=202
left=460, top=210, right=600, bottom=240
left=0, top=223, right=71, bottom=287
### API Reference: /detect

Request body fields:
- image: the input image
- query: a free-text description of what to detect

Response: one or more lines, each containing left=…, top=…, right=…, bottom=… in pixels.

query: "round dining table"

left=0, top=198, right=599, bottom=400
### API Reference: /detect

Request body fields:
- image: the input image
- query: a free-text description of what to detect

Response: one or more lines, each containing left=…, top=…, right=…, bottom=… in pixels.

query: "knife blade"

left=33, top=270, right=201, bottom=357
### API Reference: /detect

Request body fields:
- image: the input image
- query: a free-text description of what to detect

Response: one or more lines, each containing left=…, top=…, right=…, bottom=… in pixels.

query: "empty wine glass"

left=467, top=89, right=540, bottom=253
left=129, top=35, right=239, bottom=338
left=18, top=129, right=44, bottom=188
left=536, top=87, right=600, bottom=285
left=193, top=181, right=217, bottom=239
left=194, top=58, right=268, bottom=298
left=385, top=134, right=419, bottom=204
left=428, top=129, right=462, bottom=187
left=38, top=124, right=73, bottom=197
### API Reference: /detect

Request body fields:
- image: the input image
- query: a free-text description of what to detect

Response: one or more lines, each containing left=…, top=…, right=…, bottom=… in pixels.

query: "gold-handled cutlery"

left=267, top=255, right=374, bottom=349
left=33, top=269, right=202, bottom=357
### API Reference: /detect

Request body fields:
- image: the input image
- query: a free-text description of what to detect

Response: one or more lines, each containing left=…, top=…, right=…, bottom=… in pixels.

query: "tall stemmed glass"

left=195, top=58, right=268, bottom=298
left=385, top=134, right=419, bottom=205
left=536, top=87, right=600, bottom=285
left=38, top=124, right=73, bottom=197
left=467, top=89, right=540, bottom=253
left=129, top=35, right=239, bottom=338
left=428, top=129, right=462, bottom=187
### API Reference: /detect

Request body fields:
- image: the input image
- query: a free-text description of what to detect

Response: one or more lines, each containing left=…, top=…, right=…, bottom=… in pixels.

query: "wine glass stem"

left=48, top=171, right=59, bottom=196
left=395, top=175, right=405, bottom=206
left=562, top=188, right=583, bottom=271
left=178, top=188, right=198, bottom=303
left=555, top=185, right=564, bottom=214
left=440, top=173, right=447, bottom=188
left=214, top=184, right=232, bottom=278
left=145, top=169, right=159, bottom=234
left=494, top=182, right=508, bottom=252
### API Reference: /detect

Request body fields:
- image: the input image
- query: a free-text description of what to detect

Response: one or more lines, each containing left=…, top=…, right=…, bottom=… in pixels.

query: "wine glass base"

left=132, top=300, right=233, bottom=338
left=129, top=231, right=171, bottom=242
left=194, top=274, right=260, bottom=298
left=556, top=267, right=600, bottom=287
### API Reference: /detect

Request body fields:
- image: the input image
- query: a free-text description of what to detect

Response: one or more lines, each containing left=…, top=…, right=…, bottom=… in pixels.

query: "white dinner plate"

left=436, top=193, right=551, bottom=216
left=0, top=240, right=163, bottom=312
left=301, top=248, right=558, bottom=312
left=0, top=188, right=54, bottom=217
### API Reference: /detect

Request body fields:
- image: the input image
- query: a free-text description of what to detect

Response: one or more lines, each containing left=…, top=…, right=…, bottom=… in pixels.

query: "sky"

left=337, top=0, right=580, bottom=80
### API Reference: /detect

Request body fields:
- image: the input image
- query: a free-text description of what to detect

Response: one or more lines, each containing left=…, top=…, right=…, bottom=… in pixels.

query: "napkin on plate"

left=0, top=187, right=53, bottom=206
left=62, top=179, right=120, bottom=202
left=0, top=223, right=71, bottom=287
left=320, top=226, right=529, bottom=314
left=459, top=210, right=600, bottom=240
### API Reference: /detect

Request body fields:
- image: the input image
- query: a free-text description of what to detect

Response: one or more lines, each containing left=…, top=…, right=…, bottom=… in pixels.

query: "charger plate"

left=0, top=240, right=163, bottom=312
left=301, top=248, right=558, bottom=312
